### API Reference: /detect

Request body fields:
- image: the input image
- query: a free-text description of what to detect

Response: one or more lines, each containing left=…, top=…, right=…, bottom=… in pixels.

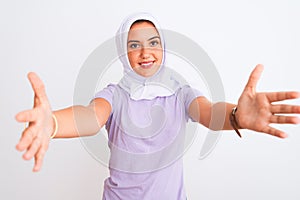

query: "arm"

left=189, top=97, right=236, bottom=130
left=15, top=72, right=111, bottom=172
left=189, top=64, right=300, bottom=138
left=53, top=98, right=111, bottom=138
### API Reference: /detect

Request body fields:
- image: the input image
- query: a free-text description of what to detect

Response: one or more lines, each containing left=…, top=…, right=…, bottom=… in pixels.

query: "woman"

left=15, top=12, right=300, bottom=200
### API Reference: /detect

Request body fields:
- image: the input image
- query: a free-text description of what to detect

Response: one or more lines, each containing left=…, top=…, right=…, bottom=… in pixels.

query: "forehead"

left=128, top=21, right=160, bottom=41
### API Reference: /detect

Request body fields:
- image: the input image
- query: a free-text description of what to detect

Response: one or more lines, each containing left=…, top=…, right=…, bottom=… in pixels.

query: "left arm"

left=189, top=64, right=300, bottom=138
left=189, top=97, right=236, bottom=130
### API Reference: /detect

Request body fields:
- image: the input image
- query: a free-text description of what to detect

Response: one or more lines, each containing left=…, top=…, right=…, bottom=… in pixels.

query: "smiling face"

left=127, top=21, right=163, bottom=77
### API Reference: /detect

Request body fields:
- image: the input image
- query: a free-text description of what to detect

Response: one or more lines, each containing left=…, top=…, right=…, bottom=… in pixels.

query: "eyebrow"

left=127, top=36, right=160, bottom=44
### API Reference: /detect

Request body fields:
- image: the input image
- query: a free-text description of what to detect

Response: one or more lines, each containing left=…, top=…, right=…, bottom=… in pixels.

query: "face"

left=127, top=21, right=163, bottom=77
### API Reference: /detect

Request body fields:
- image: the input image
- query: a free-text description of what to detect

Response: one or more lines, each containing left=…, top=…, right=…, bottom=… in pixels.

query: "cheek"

left=155, top=50, right=163, bottom=63
left=127, top=52, right=137, bottom=66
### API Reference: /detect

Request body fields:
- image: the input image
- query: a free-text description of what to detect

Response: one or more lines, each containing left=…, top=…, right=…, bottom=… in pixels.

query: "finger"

left=33, top=145, right=48, bottom=172
left=271, top=104, right=300, bottom=114
left=16, top=126, right=37, bottom=151
left=244, top=64, right=264, bottom=93
left=267, top=91, right=300, bottom=103
left=33, top=156, right=44, bottom=172
left=22, top=136, right=42, bottom=160
left=15, top=108, right=38, bottom=123
left=270, top=115, right=300, bottom=124
left=261, top=126, right=288, bottom=138
left=27, top=72, right=48, bottom=103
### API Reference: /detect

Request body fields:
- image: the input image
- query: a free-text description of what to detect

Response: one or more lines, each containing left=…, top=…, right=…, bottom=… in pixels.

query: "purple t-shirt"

left=94, top=84, right=202, bottom=200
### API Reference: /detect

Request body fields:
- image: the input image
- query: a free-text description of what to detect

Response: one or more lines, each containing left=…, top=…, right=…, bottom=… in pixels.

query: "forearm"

left=202, top=102, right=236, bottom=131
left=210, top=102, right=236, bottom=130
left=53, top=105, right=101, bottom=138
left=190, top=97, right=239, bottom=131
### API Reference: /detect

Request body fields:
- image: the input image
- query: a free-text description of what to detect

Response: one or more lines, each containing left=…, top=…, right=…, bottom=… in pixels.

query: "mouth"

left=139, top=61, right=155, bottom=69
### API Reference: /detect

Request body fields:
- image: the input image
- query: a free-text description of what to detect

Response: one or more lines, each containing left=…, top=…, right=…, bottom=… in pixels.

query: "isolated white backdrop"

left=1, top=0, right=299, bottom=199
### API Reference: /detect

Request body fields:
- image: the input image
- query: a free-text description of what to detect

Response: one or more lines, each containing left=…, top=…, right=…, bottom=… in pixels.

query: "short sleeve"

left=93, top=84, right=116, bottom=111
left=178, top=86, right=203, bottom=121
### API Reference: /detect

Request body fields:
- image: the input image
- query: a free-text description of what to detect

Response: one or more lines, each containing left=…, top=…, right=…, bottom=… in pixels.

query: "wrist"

left=234, top=106, right=242, bottom=129
left=50, top=114, right=58, bottom=139
left=230, top=106, right=242, bottom=138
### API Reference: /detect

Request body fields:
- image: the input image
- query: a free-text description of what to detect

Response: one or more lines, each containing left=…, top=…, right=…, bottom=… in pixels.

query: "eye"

left=150, top=40, right=159, bottom=47
left=129, top=43, right=140, bottom=49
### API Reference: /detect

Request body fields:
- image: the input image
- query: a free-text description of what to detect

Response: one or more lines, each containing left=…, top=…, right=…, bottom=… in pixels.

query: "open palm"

left=236, top=64, right=300, bottom=138
left=15, top=72, right=53, bottom=172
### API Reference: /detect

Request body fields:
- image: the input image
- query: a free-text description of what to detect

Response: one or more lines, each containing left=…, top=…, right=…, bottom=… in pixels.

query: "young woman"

left=15, top=13, right=300, bottom=200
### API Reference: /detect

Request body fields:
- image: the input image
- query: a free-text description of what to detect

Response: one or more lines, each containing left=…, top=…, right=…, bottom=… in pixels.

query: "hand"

left=236, top=64, right=300, bottom=138
left=15, top=72, right=54, bottom=172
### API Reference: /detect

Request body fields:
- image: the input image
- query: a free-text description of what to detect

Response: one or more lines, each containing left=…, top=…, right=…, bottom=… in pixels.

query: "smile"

left=139, top=61, right=155, bottom=69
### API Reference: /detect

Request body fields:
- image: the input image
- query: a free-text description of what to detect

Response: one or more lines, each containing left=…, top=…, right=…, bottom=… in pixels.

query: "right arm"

left=53, top=99, right=111, bottom=138
left=15, top=72, right=111, bottom=172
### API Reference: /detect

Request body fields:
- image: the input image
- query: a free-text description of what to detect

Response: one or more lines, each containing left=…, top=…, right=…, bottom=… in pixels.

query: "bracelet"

left=50, top=114, right=58, bottom=139
left=24, top=114, right=58, bottom=139
left=230, top=107, right=242, bottom=138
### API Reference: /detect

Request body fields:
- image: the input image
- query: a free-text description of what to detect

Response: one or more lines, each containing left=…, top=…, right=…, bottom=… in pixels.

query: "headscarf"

left=116, top=12, right=187, bottom=100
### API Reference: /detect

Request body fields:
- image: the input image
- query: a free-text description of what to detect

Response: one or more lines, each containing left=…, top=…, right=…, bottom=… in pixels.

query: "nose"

left=140, top=47, right=150, bottom=59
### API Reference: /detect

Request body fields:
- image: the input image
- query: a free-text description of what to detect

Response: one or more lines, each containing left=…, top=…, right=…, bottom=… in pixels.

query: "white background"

left=1, top=0, right=300, bottom=199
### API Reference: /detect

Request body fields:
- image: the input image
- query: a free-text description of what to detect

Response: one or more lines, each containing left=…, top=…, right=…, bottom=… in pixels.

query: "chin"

left=139, top=72, right=152, bottom=77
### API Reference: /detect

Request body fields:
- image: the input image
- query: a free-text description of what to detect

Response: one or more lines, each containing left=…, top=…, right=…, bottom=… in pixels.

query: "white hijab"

left=116, top=12, right=187, bottom=100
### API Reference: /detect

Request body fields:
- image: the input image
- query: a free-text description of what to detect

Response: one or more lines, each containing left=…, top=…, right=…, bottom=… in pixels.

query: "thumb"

left=27, top=72, right=48, bottom=102
left=243, top=64, right=264, bottom=93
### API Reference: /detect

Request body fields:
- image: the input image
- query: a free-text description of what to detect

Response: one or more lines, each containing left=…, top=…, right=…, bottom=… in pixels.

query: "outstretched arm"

left=15, top=72, right=111, bottom=172
left=189, top=64, right=300, bottom=138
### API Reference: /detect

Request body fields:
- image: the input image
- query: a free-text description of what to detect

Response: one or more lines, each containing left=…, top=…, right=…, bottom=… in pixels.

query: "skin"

left=15, top=21, right=300, bottom=172
left=127, top=21, right=163, bottom=77
left=189, top=64, right=300, bottom=137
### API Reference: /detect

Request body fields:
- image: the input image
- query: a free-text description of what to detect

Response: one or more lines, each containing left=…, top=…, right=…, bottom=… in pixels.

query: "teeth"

left=140, top=62, right=153, bottom=67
